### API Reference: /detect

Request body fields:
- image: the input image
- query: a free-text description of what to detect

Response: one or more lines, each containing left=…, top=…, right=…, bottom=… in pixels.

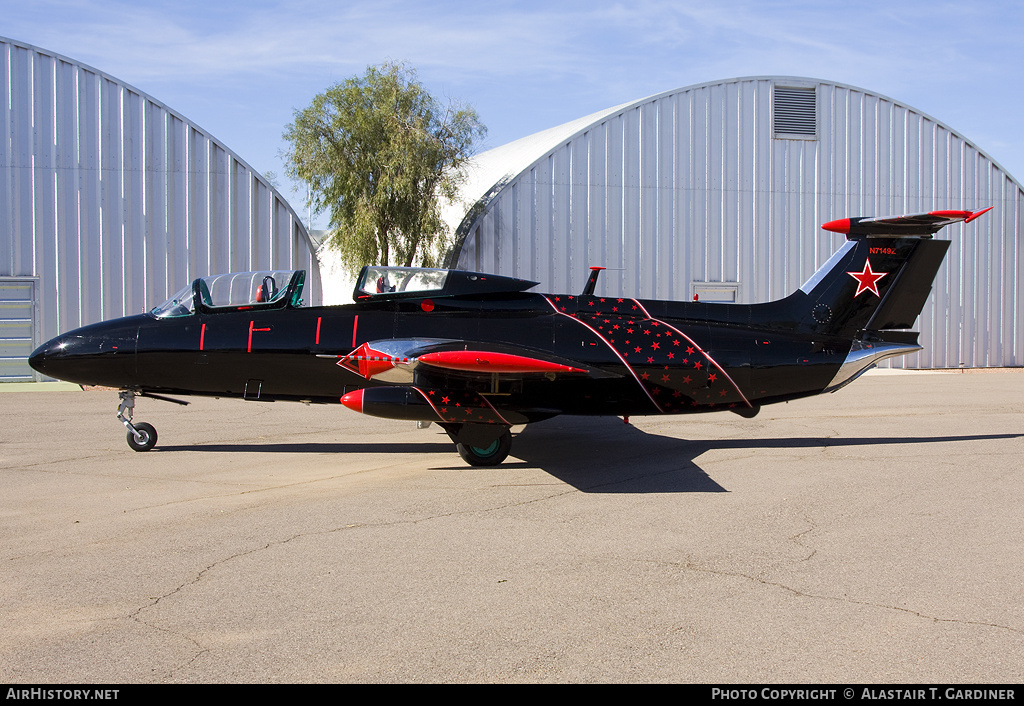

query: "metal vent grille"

left=774, top=85, right=817, bottom=137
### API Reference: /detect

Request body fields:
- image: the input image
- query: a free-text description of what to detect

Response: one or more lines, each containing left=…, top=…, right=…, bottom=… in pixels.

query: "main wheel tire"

left=126, top=422, right=158, bottom=452
left=456, top=428, right=512, bottom=466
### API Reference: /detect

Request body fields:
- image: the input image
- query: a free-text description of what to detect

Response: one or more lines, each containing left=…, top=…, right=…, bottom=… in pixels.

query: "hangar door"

left=0, top=278, right=38, bottom=382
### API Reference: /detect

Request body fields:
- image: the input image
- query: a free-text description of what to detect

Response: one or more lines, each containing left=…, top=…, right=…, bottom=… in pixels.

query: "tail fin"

left=794, top=209, right=990, bottom=339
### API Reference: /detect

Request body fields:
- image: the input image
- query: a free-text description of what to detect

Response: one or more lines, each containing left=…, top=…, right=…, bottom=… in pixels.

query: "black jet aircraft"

left=29, top=208, right=991, bottom=465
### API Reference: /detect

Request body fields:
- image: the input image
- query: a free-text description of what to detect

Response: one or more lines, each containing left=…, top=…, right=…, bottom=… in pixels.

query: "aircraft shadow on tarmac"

left=157, top=416, right=1022, bottom=494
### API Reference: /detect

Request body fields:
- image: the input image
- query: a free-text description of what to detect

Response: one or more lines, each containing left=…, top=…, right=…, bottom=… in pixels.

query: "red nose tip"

left=340, top=389, right=364, bottom=413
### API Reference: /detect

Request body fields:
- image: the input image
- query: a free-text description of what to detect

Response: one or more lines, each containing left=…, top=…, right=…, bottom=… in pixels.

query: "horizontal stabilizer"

left=822, top=208, right=992, bottom=237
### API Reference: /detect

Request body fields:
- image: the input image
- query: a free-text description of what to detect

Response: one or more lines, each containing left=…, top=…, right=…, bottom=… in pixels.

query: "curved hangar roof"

left=1, top=36, right=320, bottom=380
left=448, top=77, right=1023, bottom=369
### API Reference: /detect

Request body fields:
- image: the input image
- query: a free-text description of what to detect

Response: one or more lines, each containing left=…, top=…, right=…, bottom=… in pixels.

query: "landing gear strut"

left=118, top=390, right=157, bottom=452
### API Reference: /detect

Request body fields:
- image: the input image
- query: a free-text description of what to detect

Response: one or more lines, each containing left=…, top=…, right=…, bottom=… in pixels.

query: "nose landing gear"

left=117, top=390, right=157, bottom=452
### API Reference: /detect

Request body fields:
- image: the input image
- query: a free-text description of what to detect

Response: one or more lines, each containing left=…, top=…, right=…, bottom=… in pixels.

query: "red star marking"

left=667, top=352, right=674, bottom=359
left=686, top=346, right=695, bottom=355
left=635, top=346, right=643, bottom=353
left=848, top=259, right=888, bottom=297
left=651, top=342, right=660, bottom=350
left=708, top=373, right=717, bottom=383
left=640, top=372, right=650, bottom=380
left=694, top=361, right=703, bottom=370
left=661, top=374, right=671, bottom=382
left=683, top=375, right=692, bottom=384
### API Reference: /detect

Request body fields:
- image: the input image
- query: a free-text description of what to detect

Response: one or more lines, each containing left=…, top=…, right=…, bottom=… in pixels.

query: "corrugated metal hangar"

left=449, top=77, right=1023, bottom=369
left=1, top=36, right=321, bottom=381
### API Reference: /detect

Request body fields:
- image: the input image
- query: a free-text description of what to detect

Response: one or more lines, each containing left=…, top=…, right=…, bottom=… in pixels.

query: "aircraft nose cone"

left=28, top=337, right=67, bottom=377
left=27, top=317, right=142, bottom=386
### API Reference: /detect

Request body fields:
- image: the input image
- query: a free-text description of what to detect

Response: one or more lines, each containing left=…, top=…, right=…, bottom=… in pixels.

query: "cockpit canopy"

left=354, top=265, right=538, bottom=301
left=151, top=270, right=306, bottom=318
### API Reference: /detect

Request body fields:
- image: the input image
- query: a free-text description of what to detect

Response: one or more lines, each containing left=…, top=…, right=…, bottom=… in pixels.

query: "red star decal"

left=847, top=259, right=888, bottom=297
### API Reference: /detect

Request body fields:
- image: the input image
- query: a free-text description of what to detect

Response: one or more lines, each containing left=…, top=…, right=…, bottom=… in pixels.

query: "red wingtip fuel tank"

left=416, top=350, right=586, bottom=374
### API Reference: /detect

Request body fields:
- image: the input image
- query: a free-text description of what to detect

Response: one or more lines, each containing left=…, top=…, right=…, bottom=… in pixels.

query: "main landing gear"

left=439, top=423, right=513, bottom=466
left=456, top=428, right=513, bottom=466
left=118, top=390, right=157, bottom=451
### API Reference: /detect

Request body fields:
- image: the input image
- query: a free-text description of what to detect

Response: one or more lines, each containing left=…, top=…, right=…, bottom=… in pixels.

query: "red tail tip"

left=822, top=218, right=852, bottom=234
left=964, top=206, right=994, bottom=223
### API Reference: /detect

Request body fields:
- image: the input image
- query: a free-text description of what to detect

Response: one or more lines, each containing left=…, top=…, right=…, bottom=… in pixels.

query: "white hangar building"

left=448, top=77, right=1023, bottom=369
left=1, top=37, right=321, bottom=381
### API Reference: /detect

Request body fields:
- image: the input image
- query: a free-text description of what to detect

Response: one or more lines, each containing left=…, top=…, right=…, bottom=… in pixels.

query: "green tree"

left=282, top=62, right=486, bottom=273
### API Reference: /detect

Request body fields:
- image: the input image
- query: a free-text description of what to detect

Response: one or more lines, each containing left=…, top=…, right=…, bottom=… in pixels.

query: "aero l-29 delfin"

left=29, top=209, right=991, bottom=465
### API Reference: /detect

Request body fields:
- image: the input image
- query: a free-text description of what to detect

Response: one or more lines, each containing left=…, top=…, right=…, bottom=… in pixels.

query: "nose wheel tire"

left=126, top=422, right=158, bottom=452
left=456, top=429, right=512, bottom=466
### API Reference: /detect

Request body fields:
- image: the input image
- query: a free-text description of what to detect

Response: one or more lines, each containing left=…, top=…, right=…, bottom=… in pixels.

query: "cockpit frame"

left=151, top=270, right=306, bottom=318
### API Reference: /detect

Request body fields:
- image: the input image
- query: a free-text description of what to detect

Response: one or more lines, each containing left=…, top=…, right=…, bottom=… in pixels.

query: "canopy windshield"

left=151, top=270, right=304, bottom=317
left=355, top=266, right=449, bottom=298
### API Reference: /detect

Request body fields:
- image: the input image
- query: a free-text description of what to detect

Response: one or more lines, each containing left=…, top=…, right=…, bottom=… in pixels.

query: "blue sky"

left=6, top=0, right=1023, bottom=229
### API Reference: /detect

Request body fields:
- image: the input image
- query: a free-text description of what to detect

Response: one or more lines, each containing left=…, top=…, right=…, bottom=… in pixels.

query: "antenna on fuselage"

left=581, top=266, right=606, bottom=296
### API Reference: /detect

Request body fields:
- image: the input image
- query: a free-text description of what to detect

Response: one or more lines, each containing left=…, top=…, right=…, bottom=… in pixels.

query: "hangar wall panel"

left=454, top=77, right=1023, bottom=368
left=1, top=37, right=320, bottom=379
